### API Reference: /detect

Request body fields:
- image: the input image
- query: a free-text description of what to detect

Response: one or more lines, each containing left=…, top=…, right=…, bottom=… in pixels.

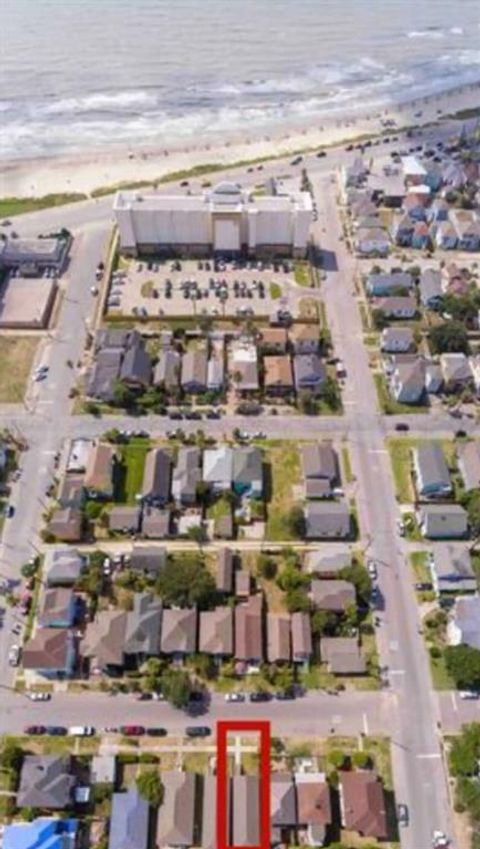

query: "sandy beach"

left=1, top=82, right=479, bottom=199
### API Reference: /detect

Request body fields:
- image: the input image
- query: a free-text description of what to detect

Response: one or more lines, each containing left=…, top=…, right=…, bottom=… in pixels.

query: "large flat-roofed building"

left=113, top=181, right=312, bottom=258
left=0, top=275, right=57, bottom=328
left=0, top=236, right=69, bottom=272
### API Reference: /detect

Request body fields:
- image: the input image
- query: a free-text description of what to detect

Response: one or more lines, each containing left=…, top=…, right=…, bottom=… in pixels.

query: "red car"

left=119, top=725, right=145, bottom=736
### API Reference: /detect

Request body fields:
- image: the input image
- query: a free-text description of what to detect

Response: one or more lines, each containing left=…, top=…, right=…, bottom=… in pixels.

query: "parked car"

left=146, top=727, right=168, bottom=737
left=395, top=422, right=409, bottom=432
left=397, top=803, right=409, bottom=826
left=29, top=692, right=51, bottom=701
left=24, top=725, right=46, bottom=735
left=68, top=726, right=95, bottom=736
left=185, top=726, right=211, bottom=738
left=8, top=645, right=21, bottom=666
left=120, top=725, right=145, bottom=736
left=249, top=691, right=271, bottom=702
left=136, top=692, right=152, bottom=701
left=275, top=689, right=295, bottom=701
left=415, top=581, right=433, bottom=592
left=459, top=690, right=480, bottom=700
left=46, top=726, right=67, bottom=736
left=367, top=559, right=378, bottom=579
left=224, top=692, right=245, bottom=703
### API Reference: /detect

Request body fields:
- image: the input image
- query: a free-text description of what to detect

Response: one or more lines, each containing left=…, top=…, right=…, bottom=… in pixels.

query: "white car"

left=224, top=692, right=245, bottom=703
left=29, top=692, right=51, bottom=701
left=90, top=286, right=99, bottom=295
left=432, top=832, right=450, bottom=848
left=8, top=645, right=21, bottom=666
left=367, top=559, right=378, bottom=579
left=152, top=691, right=166, bottom=701
left=459, top=690, right=479, bottom=700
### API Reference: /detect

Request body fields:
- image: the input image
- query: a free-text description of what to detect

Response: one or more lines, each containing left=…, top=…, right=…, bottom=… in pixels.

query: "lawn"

left=341, top=445, right=354, bottom=484
left=269, top=282, right=282, bottom=300
left=374, top=374, right=428, bottom=415
left=0, top=336, right=38, bottom=402
left=207, top=495, right=232, bottom=522
left=293, top=261, right=311, bottom=288
left=410, top=551, right=431, bottom=583
left=265, top=442, right=301, bottom=540
left=115, top=440, right=150, bottom=503
left=298, top=298, right=319, bottom=321
left=386, top=438, right=415, bottom=503
left=0, top=193, right=87, bottom=218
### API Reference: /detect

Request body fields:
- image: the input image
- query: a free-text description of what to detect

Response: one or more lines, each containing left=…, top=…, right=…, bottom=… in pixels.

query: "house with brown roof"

left=108, top=505, right=141, bottom=534
left=291, top=612, right=313, bottom=664
left=310, top=579, right=356, bottom=612
left=289, top=324, right=319, bottom=354
left=340, top=771, right=387, bottom=839
left=156, top=771, right=196, bottom=848
left=267, top=613, right=291, bottom=663
left=199, top=606, right=233, bottom=658
left=259, top=326, right=288, bottom=354
left=321, top=637, right=366, bottom=674
left=216, top=548, right=234, bottom=593
left=141, top=506, right=171, bottom=538
left=160, top=608, right=197, bottom=657
left=271, top=773, right=297, bottom=846
left=296, top=772, right=332, bottom=847
left=142, top=448, right=172, bottom=506
left=84, top=443, right=117, bottom=498
left=82, top=610, right=127, bottom=675
left=234, top=594, right=263, bottom=670
left=47, top=507, right=82, bottom=542
left=22, top=629, right=76, bottom=678
left=231, top=776, right=260, bottom=847
left=38, top=588, right=77, bottom=629
left=263, top=355, right=294, bottom=396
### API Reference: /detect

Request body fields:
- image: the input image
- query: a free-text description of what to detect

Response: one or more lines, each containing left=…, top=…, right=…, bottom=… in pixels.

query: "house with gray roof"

left=448, top=596, right=480, bottom=651
left=271, top=773, right=297, bottom=846
left=216, top=548, right=234, bottom=593
left=199, top=606, right=233, bottom=658
left=301, top=444, right=339, bottom=496
left=203, top=446, right=233, bottom=493
left=310, top=579, right=356, bottom=612
left=390, top=356, right=426, bottom=405
left=304, top=548, right=351, bottom=576
left=156, top=772, right=196, bottom=848
left=419, top=268, right=443, bottom=308
left=58, top=474, right=84, bottom=510
left=108, top=505, right=141, bottom=534
left=366, top=271, right=413, bottom=297
left=232, top=446, right=263, bottom=497
left=305, top=502, right=351, bottom=540
left=430, top=545, right=476, bottom=594
left=267, top=613, right=291, bottom=663
left=201, top=776, right=219, bottom=849
left=419, top=504, right=468, bottom=539
left=181, top=349, right=208, bottom=394
left=172, top=447, right=201, bottom=505
left=87, top=348, right=123, bottom=402
left=232, top=776, right=260, bottom=847
left=291, top=612, right=312, bottom=664
left=207, top=355, right=225, bottom=391
left=130, top=546, right=166, bottom=578
left=124, top=593, right=162, bottom=659
left=17, top=756, right=75, bottom=810
left=321, top=637, right=366, bottom=674
left=458, top=441, right=480, bottom=493
left=142, top=448, right=171, bottom=505
left=160, top=608, right=197, bottom=657
left=153, top=348, right=181, bottom=390
left=119, top=341, right=152, bottom=387
left=141, top=506, right=171, bottom=538
left=38, top=588, right=77, bottom=629
left=440, top=353, right=473, bottom=394
left=293, top=354, right=327, bottom=394
left=380, top=327, right=414, bottom=353
left=82, top=610, right=127, bottom=674
left=413, top=443, right=452, bottom=499
left=108, top=786, right=150, bottom=849
left=44, top=547, right=86, bottom=586
left=376, top=296, right=416, bottom=319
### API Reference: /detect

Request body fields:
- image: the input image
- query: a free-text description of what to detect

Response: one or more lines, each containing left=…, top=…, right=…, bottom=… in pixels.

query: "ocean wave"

left=39, top=89, right=159, bottom=116
left=407, top=29, right=446, bottom=39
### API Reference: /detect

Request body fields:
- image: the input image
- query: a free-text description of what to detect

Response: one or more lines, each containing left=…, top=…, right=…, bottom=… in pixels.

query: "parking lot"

left=106, top=257, right=301, bottom=319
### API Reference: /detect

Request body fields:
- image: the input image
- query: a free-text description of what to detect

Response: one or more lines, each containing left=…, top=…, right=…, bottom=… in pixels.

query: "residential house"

left=403, top=193, right=427, bottom=221
left=411, top=221, right=431, bottom=250
left=47, top=507, right=82, bottom=543
left=172, top=447, right=201, bottom=505
left=66, top=438, right=92, bottom=473
left=199, top=606, right=233, bottom=658
left=82, top=610, right=127, bottom=674
left=108, top=786, right=150, bottom=849
left=259, top=327, right=288, bottom=354
left=123, top=593, right=162, bottom=661
left=119, top=341, right=152, bottom=388
left=232, top=446, right=263, bottom=497
left=413, top=443, right=452, bottom=498
left=419, top=504, right=468, bottom=539
left=310, top=579, right=355, bottom=612
left=141, top=506, right=171, bottom=538
left=296, top=773, right=332, bottom=847
left=87, top=348, right=123, bottom=402
left=376, top=296, right=416, bottom=319
left=130, top=546, right=167, bottom=579
left=267, top=613, right=291, bottom=663
left=419, top=268, right=443, bottom=309
left=160, top=608, right=197, bottom=658
left=440, top=353, right=473, bottom=393
left=342, top=157, right=368, bottom=189
left=380, top=327, right=414, bottom=353
left=288, top=324, right=319, bottom=355
left=142, top=448, right=171, bottom=505
left=153, top=349, right=181, bottom=391
left=4, top=818, right=78, bottom=849
left=181, top=349, right=208, bottom=394
left=201, top=776, right=219, bottom=849
left=304, top=502, right=351, bottom=540
left=207, top=354, right=225, bottom=392
left=38, top=588, right=77, bottom=629
left=425, top=360, right=443, bottom=395
left=203, top=446, right=233, bottom=493
left=365, top=272, right=413, bottom=297
left=230, top=340, right=259, bottom=393
left=44, top=547, right=86, bottom=587
left=232, top=776, right=260, bottom=847
left=458, top=440, right=480, bottom=492
left=271, top=774, right=297, bottom=846
left=301, top=444, right=339, bottom=493
left=321, top=637, right=366, bottom=674
left=447, top=596, right=480, bottom=650
left=17, top=757, right=75, bottom=810
left=291, top=612, right=312, bottom=664
left=391, top=214, right=414, bottom=247
left=430, top=545, right=476, bottom=594
left=451, top=210, right=480, bottom=251
left=293, top=354, right=327, bottom=394
left=156, top=772, right=196, bottom=849
left=57, top=475, right=84, bottom=509
left=84, top=443, right=116, bottom=499
left=304, top=549, right=350, bottom=576
left=22, top=629, right=76, bottom=679
left=434, top=220, right=458, bottom=250
left=108, top=505, right=140, bottom=534
left=468, top=355, right=480, bottom=398
left=355, top=228, right=390, bottom=257
left=235, top=570, right=251, bottom=598
left=264, top=355, right=294, bottom=396
left=390, top=356, right=426, bottom=405
left=216, top=547, right=234, bottom=594
left=339, top=771, right=387, bottom=839
left=427, top=198, right=449, bottom=222
left=402, top=155, right=427, bottom=184
left=234, top=594, right=263, bottom=669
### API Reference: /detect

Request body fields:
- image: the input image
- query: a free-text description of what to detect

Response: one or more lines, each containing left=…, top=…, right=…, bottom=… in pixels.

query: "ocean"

left=1, top=0, right=480, bottom=161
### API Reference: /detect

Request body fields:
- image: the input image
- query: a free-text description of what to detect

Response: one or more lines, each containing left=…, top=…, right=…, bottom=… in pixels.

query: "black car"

left=415, top=581, right=433, bottom=591
left=275, top=689, right=295, bottom=701
left=185, top=726, right=210, bottom=738
left=455, top=429, right=467, bottom=439
left=316, top=150, right=327, bottom=157
left=24, top=725, right=46, bottom=735
left=249, top=691, right=271, bottom=703
left=395, top=422, right=409, bottom=432
left=206, top=410, right=220, bottom=419
left=46, top=726, right=67, bottom=736
left=168, top=412, right=183, bottom=420
left=146, top=727, right=168, bottom=737
left=136, top=692, right=152, bottom=701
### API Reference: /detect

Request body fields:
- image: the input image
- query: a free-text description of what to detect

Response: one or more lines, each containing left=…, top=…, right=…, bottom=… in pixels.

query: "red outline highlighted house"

left=216, top=720, right=271, bottom=849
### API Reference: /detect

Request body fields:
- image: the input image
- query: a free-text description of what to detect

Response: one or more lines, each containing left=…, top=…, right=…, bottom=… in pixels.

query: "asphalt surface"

left=0, top=115, right=474, bottom=847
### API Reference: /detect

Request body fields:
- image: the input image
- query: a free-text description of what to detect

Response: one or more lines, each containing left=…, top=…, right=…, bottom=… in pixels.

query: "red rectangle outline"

left=216, top=720, right=271, bottom=849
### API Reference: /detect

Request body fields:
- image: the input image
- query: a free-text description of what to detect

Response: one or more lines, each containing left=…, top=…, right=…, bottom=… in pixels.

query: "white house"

left=113, top=182, right=312, bottom=258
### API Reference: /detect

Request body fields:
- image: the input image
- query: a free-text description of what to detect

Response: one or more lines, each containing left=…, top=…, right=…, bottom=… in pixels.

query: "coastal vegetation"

left=0, top=193, right=87, bottom=218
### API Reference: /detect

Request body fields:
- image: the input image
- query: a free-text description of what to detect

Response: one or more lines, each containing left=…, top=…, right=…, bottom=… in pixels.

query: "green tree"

left=312, top=609, right=339, bottom=637
left=449, top=723, right=480, bottom=776
left=329, top=750, right=348, bottom=769
left=285, top=588, right=310, bottom=613
left=83, top=500, right=103, bottom=521
left=111, top=379, right=136, bottom=409
left=191, top=653, right=217, bottom=681
left=160, top=669, right=192, bottom=709
left=257, top=554, right=277, bottom=581
left=156, top=555, right=218, bottom=608
left=0, top=740, right=23, bottom=771
left=21, top=560, right=39, bottom=579
left=429, top=321, right=470, bottom=355
left=371, top=308, right=389, bottom=331
left=285, top=505, right=306, bottom=539
left=352, top=750, right=371, bottom=769
left=320, top=377, right=341, bottom=412
left=445, top=645, right=480, bottom=689
left=463, top=491, right=480, bottom=538
left=339, top=563, right=372, bottom=607
left=136, top=770, right=164, bottom=806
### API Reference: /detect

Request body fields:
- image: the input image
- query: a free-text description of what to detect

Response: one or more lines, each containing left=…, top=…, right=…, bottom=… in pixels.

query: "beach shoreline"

left=1, top=81, right=479, bottom=199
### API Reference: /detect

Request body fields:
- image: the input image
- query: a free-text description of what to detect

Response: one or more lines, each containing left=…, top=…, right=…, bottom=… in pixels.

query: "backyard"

left=114, top=439, right=150, bottom=503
